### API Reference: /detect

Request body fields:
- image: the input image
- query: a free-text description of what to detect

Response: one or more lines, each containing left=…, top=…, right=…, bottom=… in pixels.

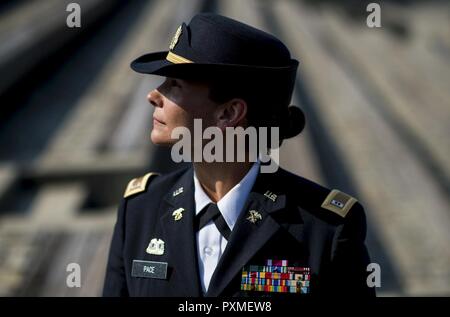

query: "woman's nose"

left=148, top=89, right=163, bottom=108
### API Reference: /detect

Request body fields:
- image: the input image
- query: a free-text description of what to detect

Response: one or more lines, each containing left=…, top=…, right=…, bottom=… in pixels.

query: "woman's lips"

left=153, top=117, right=165, bottom=125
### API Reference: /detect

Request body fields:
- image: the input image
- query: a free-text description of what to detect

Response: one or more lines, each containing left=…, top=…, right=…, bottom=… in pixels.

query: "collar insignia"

left=172, top=207, right=185, bottom=221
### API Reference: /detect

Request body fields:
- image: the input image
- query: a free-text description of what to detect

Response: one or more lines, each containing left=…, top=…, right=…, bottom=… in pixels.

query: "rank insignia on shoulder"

left=124, top=172, right=160, bottom=198
left=321, top=189, right=357, bottom=218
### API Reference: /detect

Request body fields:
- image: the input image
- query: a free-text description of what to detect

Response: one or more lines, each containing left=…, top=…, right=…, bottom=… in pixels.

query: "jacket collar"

left=205, top=168, right=304, bottom=296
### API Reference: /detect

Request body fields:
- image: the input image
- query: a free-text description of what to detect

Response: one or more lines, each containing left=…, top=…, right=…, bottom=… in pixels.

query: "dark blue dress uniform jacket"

left=103, top=166, right=375, bottom=297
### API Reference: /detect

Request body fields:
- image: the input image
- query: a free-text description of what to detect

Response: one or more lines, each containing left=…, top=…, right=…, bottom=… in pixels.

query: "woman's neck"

left=193, top=161, right=254, bottom=203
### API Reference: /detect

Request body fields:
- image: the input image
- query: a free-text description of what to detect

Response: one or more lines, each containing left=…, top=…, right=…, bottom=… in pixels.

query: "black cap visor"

left=130, top=51, right=299, bottom=81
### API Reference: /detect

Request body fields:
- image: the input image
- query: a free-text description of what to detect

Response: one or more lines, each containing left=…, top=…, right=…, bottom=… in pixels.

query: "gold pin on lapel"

left=264, top=190, right=277, bottom=202
left=172, top=207, right=185, bottom=221
left=146, top=238, right=165, bottom=255
left=247, top=210, right=262, bottom=224
left=173, top=187, right=184, bottom=197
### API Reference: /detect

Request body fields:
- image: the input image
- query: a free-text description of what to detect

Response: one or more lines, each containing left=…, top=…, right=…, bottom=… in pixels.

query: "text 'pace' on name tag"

left=131, top=260, right=168, bottom=279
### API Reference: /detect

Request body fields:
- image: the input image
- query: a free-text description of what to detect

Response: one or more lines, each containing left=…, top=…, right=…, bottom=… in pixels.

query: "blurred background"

left=0, top=0, right=449, bottom=296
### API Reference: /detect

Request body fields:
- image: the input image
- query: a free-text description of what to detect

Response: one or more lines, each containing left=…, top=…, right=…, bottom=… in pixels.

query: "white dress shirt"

left=193, top=161, right=260, bottom=293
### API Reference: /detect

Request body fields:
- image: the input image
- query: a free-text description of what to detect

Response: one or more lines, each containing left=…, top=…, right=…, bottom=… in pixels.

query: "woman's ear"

left=215, top=98, right=248, bottom=130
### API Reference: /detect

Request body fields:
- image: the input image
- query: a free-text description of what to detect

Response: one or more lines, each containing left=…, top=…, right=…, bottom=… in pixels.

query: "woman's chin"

left=151, top=131, right=175, bottom=146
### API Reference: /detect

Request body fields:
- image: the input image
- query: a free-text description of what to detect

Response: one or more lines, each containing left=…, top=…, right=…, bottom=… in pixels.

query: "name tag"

left=132, top=260, right=168, bottom=279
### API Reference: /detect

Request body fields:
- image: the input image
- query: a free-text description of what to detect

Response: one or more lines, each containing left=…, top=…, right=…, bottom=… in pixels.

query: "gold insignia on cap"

left=166, top=51, right=193, bottom=64
left=124, top=172, right=159, bottom=198
left=321, top=189, right=357, bottom=218
left=169, top=25, right=182, bottom=50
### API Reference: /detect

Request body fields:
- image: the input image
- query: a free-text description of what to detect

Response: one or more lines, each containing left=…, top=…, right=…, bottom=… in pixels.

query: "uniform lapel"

left=159, top=167, right=202, bottom=296
left=206, top=170, right=291, bottom=297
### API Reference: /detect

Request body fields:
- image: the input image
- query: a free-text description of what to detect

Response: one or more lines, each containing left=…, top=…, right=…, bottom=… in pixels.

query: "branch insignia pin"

left=247, top=210, right=262, bottom=224
left=172, top=207, right=185, bottom=221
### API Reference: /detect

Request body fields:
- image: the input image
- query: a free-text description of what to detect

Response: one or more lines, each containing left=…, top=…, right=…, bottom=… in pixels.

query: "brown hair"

left=207, top=77, right=305, bottom=148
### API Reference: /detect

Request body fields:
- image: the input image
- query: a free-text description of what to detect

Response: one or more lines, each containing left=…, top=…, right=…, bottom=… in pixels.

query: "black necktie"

left=195, top=203, right=231, bottom=240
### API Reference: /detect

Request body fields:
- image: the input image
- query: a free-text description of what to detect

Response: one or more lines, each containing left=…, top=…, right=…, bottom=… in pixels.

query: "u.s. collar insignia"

left=146, top=238, right=165, bottom=255
left=247, top=210, right=262, bottom=224
left=169, top=25, right=182, bottom=50
left=264, top=190, right=277, bottom=202
left=172, top=207, right=184, bottom=221
left=173, top=187, right=183, bottom=197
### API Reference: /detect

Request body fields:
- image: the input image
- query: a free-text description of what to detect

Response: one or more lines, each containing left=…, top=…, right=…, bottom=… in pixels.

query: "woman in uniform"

left=103, top=13, right=375, bottom=297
